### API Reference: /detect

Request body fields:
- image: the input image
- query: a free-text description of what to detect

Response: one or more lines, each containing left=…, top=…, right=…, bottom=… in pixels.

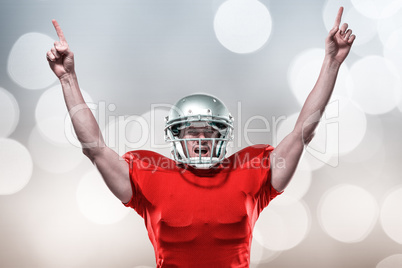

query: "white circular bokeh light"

left=335, top=96, right=367, bottom=155
left=378, top=2, right=402, bottom=46
left=35, top=85, right=93, bottom=145
left=254, top=196, right=310, bottom=251
left=280, top=168, right=312, bottom=204
left=0, top=138, right=33, bottom=195
left=138, top=108, right=171, bottom=157
left=288, top=49, right=352, bottom=106
left=380, top=187, right=402, bottom=244
left=376, top=254, right=402, bottom=268
left=318, top=184, right=378, bottom=243
left=351, top=0, right=397, bottom=19
left=105, top=114, right=149, bottom=156
left=276, top=113, right=336, bottom=171
left=214, top=0, right=272, bottom=54
left=28, top=126, right=84, bottom=173
left=348, top=56, right=401, bottom=115
left=341, top=114, right=384, bottom=164
left=383, top=29, right=402, bottom=76
left=104, top=106, right=172, bottom=157
left=251, top=229, right=281, bottom=265
left=76, top=168, right=130, bottom=224
left=0, top=88, right=19, bottom=138
left=8, top=32, right=57, bottom=90
left=323, top=0, right=377, bottom=48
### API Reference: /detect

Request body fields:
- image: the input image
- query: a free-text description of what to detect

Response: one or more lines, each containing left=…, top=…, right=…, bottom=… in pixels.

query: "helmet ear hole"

left=211, top=122, right=226, bottom=130
left=171, top=125, right=180, bottom=136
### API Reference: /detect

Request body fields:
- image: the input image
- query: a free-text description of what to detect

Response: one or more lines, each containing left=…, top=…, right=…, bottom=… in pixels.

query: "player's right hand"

left=325, top=7, right=355, bottom=65
left=46, top=20, right=75, bottom=79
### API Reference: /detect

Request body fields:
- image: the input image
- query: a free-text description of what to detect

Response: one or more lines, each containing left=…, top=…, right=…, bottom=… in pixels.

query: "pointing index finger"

left=52, top=19, right=67, bottom=42
left=333, top=6, right=344, bottom=29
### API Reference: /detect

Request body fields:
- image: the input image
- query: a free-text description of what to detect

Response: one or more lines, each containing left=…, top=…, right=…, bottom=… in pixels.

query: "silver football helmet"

left=164, top=93, right=234, bottom=168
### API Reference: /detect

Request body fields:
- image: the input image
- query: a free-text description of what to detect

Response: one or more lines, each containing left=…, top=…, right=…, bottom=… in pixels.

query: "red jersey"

left=123, top=144, right=282, bottom=268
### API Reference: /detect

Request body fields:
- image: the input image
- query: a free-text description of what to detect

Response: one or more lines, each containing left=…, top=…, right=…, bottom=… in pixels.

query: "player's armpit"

left=271, top=131, right=304, bottom=192
left=90, top=146, right=132, bottom=203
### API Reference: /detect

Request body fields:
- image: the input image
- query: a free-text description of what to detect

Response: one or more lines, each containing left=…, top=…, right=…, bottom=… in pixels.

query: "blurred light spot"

left=323, top=1, right=377, bottom=48
left=0, top=138, right=33, bottom=195
left=35, top=85, right=93, bottom=145
left=288, top=48, right=323, bottom=104
left=280, top=168, right=312, bottom=204
left=351, top=0, right=396, bottom=19
left=0, top=87, right=19, bottom=138
left=381, top=1, right=402, bottom=18
left=323, top=0, right=353, bottom=23
left=318, top=184, right=378, bottom=243
left=76, top=168, right=130, bottom=224
left=104, top=113, right=150, bottom=156
left=348, top=56, right=401, bottom=115
left=378, top=2, right=402, bottom=46
left=250, top=233, right=264, bottom=266
left=288, top=49, right=351, bottom=106
left=251, top=229, right=281, bottom=265
left=28, top=125, right=84, bottom=173
left=214, top=0, right=272, bottom=53
left=254, top=196, right=310, bottom=251
left=380, top=187, right=402, bottom=244
left=341, top=114, right=384, bottom=164
left=104, top=106, right=171, bottom=157
left=7, top=32, right=57, bottom=90
left=138, top=108, right=171, bottom=157
left=276, top=112, right=337, bottom=171
left=384, top=29, right=402, bottom=75
left=376, top=254, right=402, bottom=268
left=254, top=207, right=285, bottom=250
left=336, top=96, right=367, bottom=155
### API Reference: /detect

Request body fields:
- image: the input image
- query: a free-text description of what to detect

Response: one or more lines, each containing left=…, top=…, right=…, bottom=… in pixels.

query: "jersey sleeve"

left=121, top=151, right=146, bottom=217
left=256, top=145, right=283, bottom=214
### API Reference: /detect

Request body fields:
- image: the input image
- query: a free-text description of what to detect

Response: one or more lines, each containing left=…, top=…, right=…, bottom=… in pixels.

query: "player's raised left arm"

left=271, top=7, right=355, bottom=192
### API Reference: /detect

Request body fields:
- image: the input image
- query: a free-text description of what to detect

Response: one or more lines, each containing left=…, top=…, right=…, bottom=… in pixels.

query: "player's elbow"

left=82, top=148, right=94, bottom=162
left=293, top=127, right=315, bottom=146
left=303, top=130, right=315, bottom=145
left=82, top=146, right=105, bottom=163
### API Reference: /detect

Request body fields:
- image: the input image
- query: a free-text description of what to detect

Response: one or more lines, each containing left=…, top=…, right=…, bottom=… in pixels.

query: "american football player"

left=46, top=6, right=355, bottom=267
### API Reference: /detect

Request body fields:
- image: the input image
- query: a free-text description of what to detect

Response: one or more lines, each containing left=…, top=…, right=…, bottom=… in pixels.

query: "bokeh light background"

left=1, top=0, right=402, bottom=267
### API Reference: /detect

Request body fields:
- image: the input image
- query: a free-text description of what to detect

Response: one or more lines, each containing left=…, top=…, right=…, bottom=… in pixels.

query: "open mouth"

left=194, top=146, right=210, bottom=156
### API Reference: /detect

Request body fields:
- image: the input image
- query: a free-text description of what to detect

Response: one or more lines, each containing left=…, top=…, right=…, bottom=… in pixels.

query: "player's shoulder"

left=229, top=144, right=274, bottom=159
left=123, top=150, right=178, bottom=171
left=223, top=144, right=274, bottom=169
left=123, top=150, right=165, bottom=160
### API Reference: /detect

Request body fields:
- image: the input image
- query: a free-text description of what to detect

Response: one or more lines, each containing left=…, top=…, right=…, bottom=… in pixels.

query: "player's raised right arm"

left=46, top=20, right=132, bottom=203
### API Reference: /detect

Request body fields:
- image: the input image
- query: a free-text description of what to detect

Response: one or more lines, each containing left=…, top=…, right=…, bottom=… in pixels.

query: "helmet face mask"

left=164, top=94, right=234, bottom=169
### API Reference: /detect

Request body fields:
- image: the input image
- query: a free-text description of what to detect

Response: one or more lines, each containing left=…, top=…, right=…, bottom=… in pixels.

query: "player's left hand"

left=325, top=7, right=355, bottom=65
